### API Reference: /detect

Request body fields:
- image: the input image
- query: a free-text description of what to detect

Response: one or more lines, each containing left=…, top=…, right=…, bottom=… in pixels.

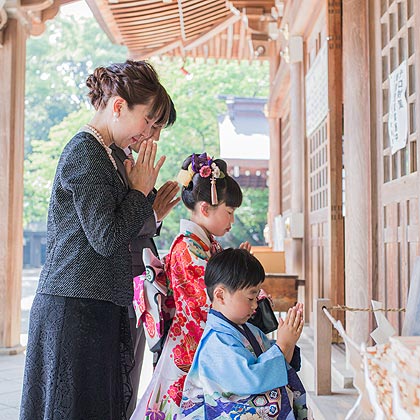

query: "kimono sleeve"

left=168, top=237, right=211, bottom=370
left=197, top=330, right=289, bottom=396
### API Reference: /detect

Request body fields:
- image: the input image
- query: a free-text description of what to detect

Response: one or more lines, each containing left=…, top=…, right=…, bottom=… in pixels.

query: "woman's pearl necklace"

left=83, top=124, right=118, bottom=171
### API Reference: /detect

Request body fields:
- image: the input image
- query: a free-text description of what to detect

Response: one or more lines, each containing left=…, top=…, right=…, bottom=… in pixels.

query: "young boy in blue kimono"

left=181, top=248, right=307, bottom=420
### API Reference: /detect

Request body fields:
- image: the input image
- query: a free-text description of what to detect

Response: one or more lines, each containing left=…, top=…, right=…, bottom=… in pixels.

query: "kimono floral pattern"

left=133, top=219, right=221, bottom=420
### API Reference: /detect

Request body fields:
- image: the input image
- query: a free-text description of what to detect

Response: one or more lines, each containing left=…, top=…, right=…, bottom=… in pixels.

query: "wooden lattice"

left=377, top=0, right=419, bottom=332
left=309, top=120, right=328, bottom=212
left=381, top=0, right=417, bottom=181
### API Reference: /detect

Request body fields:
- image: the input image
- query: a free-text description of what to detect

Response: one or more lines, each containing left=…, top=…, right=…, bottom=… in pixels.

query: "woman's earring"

left=113, top=112, right=119, bottom=122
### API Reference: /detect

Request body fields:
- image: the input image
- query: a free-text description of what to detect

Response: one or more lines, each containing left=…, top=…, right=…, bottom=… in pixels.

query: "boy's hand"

left=276, top=304, right=304, bottom=362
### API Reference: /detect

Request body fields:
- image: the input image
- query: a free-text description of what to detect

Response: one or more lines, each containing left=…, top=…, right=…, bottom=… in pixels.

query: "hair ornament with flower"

left=176, top=152, right=225, bottom=205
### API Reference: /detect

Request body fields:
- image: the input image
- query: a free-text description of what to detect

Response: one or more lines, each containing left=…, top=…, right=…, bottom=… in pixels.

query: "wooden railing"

left=314, top=298, right=332, bottom=395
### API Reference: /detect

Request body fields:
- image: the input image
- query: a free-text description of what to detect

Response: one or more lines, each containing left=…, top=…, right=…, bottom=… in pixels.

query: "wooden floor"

left=298, top=327, right=363, bottom=420
left=0, top=352, right=24, bottom=419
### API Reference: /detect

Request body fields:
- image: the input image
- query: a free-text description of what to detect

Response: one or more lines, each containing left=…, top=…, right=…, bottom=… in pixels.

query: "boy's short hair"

left=205, top=248, right=265, bottom=301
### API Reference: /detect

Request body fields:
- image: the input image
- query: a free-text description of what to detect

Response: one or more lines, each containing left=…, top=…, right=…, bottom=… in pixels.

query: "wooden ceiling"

left=86, top=0, right=280, bottom=61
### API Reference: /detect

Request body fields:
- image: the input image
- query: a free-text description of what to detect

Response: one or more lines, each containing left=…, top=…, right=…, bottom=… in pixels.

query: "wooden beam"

left=86, top=0, right=121, bottom=44
left=267, top=58, right=290, bottom=117
left=226, top=20, right=233, bottom=59
left=20, top=0, right=53, bottom=12
left=122, top=24, right=180, bottom=35
left=129, top=39, right=184, bottom=59
left=177, top=0, right=186, bottom=40
left=184, top=7, right=228, bottom=27
left=184, top=13, right=240, bottom=51
left=285, top=0, right=322, bottom=36
left=115, top=13, right=180, bottom=25
left=185, top=12, right=231, bottom=34
left=110, top=0, right=178, bottom=11
left=237, top=15, right=247, bottom=61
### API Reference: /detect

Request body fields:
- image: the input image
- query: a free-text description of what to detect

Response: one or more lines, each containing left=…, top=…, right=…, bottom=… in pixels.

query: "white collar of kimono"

left=205, top=311, right=249, bottom=340
left=179, top=219, right=212, bottom=249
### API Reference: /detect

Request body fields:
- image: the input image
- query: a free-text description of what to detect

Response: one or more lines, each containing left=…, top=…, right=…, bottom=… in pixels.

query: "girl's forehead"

left=215, top=203, right=234, bottom=210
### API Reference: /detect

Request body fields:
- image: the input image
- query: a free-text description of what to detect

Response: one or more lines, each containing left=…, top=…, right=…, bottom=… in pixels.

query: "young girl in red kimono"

left=132, top=152, right=250, bottom=419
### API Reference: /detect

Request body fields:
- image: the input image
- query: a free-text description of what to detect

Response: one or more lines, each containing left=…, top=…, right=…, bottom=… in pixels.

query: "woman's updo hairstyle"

left=86, top=60, right=170, bottom=125
left=178, top=153, right=243, bottom=211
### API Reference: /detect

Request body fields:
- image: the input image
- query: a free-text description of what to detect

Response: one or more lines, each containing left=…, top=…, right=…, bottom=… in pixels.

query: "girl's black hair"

left=205, top=248, right=265, bottom=301
left=181, top=154, right=242, bottom=210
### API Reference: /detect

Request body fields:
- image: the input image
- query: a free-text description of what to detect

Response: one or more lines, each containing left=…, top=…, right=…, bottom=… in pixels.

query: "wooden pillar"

left=290, top=62, right=304, bottom=218
left=268, top=116, right=282, bottom=246
left=0, top=18, right=27, bottom=351
left=326, top=0, right=345, bottom=312
left=285, top=61, right=304, bottom=278
left=342, top=0, right=374, bottom=344
left=267, top=41, right=282, bottom=247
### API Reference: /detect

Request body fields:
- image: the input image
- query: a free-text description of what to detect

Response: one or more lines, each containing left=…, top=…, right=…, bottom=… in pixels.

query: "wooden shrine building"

left=1, top=0, right=419, bottom=381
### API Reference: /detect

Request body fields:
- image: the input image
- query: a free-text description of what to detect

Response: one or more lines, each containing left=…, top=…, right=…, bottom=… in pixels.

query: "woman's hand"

left=239, top=241, right=251, bottom=252
left=125, top=140, right=165, bottom=196
left=153, top=181, right=181, bottom=221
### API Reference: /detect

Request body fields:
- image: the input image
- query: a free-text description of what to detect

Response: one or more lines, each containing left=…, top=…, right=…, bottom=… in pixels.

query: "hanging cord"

left=325, top=304, right=405, bottom=313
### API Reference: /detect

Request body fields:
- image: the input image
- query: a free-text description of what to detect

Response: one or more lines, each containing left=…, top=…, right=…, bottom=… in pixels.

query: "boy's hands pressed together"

left=276, top=303, right=304, bottom=363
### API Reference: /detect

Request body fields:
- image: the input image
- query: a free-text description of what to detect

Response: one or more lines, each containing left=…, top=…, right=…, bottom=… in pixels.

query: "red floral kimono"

left=132, top=219, right=222, bottom=420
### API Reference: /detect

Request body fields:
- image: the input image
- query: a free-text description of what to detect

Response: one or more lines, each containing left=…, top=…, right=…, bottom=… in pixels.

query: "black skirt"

left=20, top=293, right=134, bottom=420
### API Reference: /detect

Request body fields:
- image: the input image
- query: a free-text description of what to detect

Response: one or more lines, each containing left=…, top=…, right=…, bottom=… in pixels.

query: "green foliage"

left=25, top=13, right=127, bottom=151
left=24, top=12, right=270, bottom=248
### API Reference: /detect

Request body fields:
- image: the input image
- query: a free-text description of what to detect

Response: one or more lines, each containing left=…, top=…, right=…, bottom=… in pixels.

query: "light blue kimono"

left=181, top=310, right=307, bottom=420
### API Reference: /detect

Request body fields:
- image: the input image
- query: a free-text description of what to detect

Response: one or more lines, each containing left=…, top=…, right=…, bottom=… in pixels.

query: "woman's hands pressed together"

left=153, top=181, right=181, bottom=222
left=125, top=140, right=165, bottom=196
